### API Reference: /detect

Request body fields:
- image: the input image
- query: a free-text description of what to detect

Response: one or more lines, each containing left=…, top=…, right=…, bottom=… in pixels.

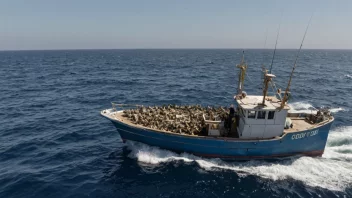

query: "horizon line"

left=1, top=47, right=352, bottom=52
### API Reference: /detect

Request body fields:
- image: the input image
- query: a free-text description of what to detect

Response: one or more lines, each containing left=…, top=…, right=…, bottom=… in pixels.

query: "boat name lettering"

left=291, top=130, right=319, bottom=140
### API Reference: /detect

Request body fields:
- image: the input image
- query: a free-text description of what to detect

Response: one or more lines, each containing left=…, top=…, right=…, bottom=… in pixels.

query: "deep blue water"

left=1, top=49, right=352, bottom=198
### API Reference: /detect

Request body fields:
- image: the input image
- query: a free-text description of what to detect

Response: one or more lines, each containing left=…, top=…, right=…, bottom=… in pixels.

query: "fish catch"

left=122, top=105, right=228, bottom=135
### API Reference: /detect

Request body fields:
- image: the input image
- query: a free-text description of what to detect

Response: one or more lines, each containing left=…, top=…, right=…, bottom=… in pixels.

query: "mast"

left=236, top=51, right=247, bottom=96
left=262, top=73, right=276, bottom=105
left=262, top=28, right=268, bottom=91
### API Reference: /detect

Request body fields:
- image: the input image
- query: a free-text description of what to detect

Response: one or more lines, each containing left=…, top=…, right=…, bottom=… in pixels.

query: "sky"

left=0, top=0, right=351, bottom=50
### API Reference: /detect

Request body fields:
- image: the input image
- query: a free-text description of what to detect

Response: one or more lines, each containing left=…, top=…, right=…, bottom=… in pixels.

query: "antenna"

left=269, top=22, right=281, bottom=73
left=280, top=14, right=314, bottom=109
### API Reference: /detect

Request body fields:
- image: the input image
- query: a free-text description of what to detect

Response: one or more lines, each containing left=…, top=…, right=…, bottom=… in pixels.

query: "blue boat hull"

left=108, top=118, right=333, bottom=160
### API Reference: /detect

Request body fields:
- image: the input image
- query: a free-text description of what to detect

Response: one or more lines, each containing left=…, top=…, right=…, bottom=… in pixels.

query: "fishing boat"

left=101, top=51, right=334, bottom=160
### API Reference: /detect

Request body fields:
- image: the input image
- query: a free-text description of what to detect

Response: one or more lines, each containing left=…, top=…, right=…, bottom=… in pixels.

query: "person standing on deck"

left=228, top=105, right=235, bottom=130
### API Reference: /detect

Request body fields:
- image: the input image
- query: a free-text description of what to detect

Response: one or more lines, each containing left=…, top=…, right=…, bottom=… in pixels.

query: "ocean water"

left=1, top=49, right=351, bottom=198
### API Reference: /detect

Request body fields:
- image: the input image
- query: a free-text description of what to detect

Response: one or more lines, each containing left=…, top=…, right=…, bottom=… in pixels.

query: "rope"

left=245, top=72, right=255, bottom=84
left=273, top=81, right=285, bottom=89
left=271, top=80, right=282, bottom=100
left=269, top=81, right=277, bottom=95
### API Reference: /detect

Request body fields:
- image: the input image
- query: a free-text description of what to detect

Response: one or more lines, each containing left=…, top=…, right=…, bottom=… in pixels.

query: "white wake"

left=288, top=101, right=347, bottom=114
left=126, top=102, right=352, bottom=191
left=345, top=74, right=352, bottom=79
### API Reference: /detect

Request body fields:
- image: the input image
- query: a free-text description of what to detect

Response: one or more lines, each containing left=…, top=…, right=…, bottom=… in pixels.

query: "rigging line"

left=245, top=72, right=255, bottom=83
left=269, top=81, right=277, bottom=95
left=269, top=12, right=283, bottom=74
left=245, top=72, right=262, bottom=88
left=273, top=81, right=284, bottom=88
left=271, top=80, right=282, bottom=100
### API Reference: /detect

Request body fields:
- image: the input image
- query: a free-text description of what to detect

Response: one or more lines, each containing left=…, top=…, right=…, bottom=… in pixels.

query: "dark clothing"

left=227, top=116, right=233, bottom=130
left=229, top=107, right=235, bottom=116
left=228, top=107, right=235, bottom=130
left=201, top=126, right=208, bottom=136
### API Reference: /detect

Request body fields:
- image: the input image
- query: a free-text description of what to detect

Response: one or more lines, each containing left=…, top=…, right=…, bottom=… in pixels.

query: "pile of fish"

left=122, top=105, right=228, bottom=135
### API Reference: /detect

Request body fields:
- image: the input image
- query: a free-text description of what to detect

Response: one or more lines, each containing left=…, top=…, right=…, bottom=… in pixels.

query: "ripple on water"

left=126, top=126, right=352, bottom=192
left=0, top=49, right=352, bottom=198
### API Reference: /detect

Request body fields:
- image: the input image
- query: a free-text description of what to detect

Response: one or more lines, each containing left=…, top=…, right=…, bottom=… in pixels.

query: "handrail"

left=111, top=102, right=144, bottom=111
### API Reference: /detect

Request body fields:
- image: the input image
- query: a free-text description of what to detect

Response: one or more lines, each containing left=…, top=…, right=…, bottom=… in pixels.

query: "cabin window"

left=268, top=111, right=275, bottom=119
left=248, top=110, right=256, bottom=119
left=257, top=111, right=266, bottom=119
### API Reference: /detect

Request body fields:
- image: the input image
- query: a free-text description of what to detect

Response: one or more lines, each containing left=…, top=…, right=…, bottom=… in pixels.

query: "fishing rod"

left=280, top=14, right=314, bottom=108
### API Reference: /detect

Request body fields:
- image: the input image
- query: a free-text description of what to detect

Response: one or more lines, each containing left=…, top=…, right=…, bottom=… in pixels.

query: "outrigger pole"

left=280, top=15, right=313, bottom=109
left=269, top=22, right=281, bottom=74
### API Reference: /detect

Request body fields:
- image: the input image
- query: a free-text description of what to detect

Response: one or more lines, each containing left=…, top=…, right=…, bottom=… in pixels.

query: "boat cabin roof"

left=236, top=95, right=290, bottom=111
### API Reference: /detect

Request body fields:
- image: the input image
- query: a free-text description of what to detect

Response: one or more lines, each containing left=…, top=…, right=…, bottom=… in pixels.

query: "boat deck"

left=284, top=118, right=316, bottom=133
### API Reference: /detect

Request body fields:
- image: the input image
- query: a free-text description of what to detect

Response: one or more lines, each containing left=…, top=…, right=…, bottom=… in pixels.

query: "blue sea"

left=1, top=49, right=351, bottom=198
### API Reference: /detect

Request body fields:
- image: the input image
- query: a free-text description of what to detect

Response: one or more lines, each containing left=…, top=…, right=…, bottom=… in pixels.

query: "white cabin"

left=236, top=95, right=290, bottom=139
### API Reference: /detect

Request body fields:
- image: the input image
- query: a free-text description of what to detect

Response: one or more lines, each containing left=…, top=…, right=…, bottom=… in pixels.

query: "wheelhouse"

left=236, top=95, right=289, bottom=139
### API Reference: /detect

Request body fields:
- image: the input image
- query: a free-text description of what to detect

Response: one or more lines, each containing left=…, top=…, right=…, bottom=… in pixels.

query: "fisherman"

left=229, top=104, right=235, bottom=116
left=228, top=104, right=235, bottom=131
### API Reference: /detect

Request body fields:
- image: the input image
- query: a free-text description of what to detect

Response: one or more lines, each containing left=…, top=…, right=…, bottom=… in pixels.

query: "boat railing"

left=287, top=112, right=307, bottom=118
left=202, top=114, right=222, bottom=124
left=111, top=102, right=144, bottom=112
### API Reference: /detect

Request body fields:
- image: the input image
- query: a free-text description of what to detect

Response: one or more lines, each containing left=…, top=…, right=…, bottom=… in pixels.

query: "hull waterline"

left=103, top=112, right=334, bottom=160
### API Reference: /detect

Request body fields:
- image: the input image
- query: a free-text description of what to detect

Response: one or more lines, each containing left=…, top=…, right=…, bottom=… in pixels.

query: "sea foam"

left=288, top=101, right=346, bottom=114
left=127, top=126, right=352, bottom=191
left=126, top=102, right=352, bottom=191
